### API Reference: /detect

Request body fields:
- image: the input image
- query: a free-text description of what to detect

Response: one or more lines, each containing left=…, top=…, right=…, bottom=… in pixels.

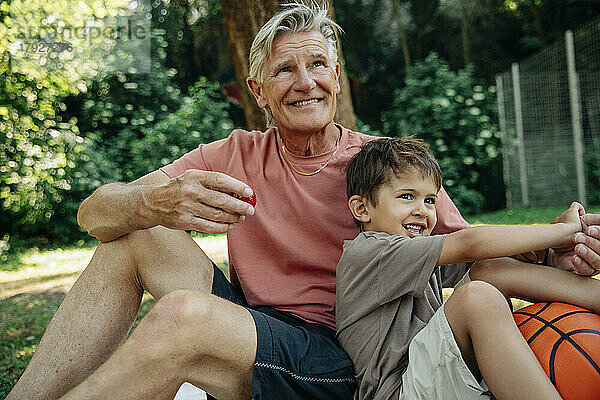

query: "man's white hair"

left=248, top=2, right=343, bottom=127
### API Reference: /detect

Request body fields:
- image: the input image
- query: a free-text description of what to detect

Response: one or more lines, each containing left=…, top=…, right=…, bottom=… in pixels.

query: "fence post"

left=511, top=63, right=529, bottom=207
left=565, top=30, right=587, bottom=207
left=496, top=74, right=512, bottom=209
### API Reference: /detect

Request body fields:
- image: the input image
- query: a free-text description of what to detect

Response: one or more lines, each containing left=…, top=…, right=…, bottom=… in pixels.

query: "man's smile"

left=289, top=98, right=323, bottom=107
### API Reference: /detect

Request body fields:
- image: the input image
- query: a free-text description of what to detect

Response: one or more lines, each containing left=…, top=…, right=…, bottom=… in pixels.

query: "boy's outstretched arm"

left=437, top=202, right=584, bottom=266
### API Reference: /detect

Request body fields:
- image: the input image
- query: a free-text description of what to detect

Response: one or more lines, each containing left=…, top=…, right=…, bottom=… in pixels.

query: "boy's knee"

left=469, top=258, right=508, bottom=281
left=451, top=280, right=509, bottom=315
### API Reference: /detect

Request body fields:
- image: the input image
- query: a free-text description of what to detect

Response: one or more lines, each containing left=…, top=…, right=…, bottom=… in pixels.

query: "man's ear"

left=246, top=77, right=268, bottom=108
left=348, top=195, right=371, bottom=225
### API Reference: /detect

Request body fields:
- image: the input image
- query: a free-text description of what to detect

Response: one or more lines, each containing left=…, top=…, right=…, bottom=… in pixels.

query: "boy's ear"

left=348, top=195, right=371, bottom=224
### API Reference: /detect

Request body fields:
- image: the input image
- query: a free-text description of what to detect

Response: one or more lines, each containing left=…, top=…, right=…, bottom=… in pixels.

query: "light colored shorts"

left=399, top=302, right=492, bottom=399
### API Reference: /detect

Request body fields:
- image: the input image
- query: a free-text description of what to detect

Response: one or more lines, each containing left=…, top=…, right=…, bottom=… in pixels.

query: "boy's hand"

left=553, top=202, right=585, bottom=231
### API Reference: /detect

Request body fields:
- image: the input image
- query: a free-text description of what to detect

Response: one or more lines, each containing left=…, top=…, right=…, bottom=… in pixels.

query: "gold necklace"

left=280, top=130, right=341, bottom=176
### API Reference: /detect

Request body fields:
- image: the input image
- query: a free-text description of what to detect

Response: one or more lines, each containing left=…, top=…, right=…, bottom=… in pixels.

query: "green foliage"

left=128, top=78, right=233, bottom=180
left=355, top=116, right=383, bottom=137
left=0, top=0, right=154, bottom=242
left=75, top=66, right=184, bottom=182
left=382, top=53, right=504, bottom=214
left=0, top=66, right=92, bottom=239
left=0, top=0, right=235, bottom=246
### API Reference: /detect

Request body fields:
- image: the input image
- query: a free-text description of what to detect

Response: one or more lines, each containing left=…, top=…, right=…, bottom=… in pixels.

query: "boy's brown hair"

left=346, top=137, right=443, bottom=229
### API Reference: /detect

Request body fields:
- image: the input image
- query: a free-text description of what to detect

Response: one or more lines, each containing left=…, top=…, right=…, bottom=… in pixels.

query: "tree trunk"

left=458, top=0, right=471, bottom=66
left=221, top=0, right=355, bottom=131
left=529, top=2, right=547, bottom=46
left=391, top=0, right=411, bottom=71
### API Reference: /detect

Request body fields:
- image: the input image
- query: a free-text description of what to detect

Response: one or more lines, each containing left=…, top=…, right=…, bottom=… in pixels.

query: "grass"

left=1, top=205, right=599, bottom=396
left=0, top=233, right=228, bottom=396
left=465, top=205, right=600, bottom=225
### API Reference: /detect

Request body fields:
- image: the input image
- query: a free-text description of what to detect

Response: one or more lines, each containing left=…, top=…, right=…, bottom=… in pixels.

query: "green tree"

left=0, top=0, right=234, bottom=248
left=128, top=77, right=233, bottom=180
left=1, top=0, right=98, bottom=239
left=382, top=53, right=503, bottom=214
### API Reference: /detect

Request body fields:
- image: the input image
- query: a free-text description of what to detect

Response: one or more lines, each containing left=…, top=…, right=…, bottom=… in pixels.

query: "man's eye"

left=278, top=67, right=291, bottom=74
left=313, top=60, right=325, bottom=67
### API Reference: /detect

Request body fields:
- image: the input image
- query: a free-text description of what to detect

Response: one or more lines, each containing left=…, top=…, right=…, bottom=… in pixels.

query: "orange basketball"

left=513, top=302, right=600, bottom=400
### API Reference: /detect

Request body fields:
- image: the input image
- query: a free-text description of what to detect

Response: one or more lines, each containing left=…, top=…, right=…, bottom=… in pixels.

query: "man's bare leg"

left=7, top=226, right=221, bottom=400
left=61, top=289, right=256, bottom=400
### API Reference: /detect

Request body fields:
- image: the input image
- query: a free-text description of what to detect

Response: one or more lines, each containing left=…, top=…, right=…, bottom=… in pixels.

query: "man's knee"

left=158, top=289, right=218, bottom=326
left=128, top=290, right=218, bottom=359
left=96, top=227, right=213, bottom=297
left=144, top=290, right=227, bottom=343
left=146, top=289, right=216, bottom=329
left=92, top=227, right=165, bottom=262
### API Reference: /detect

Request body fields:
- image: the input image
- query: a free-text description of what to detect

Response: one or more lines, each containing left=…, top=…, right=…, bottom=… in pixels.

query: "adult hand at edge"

left=141, top=169, right=255, bottom=234
left=550, top=212, right=600, bottom=276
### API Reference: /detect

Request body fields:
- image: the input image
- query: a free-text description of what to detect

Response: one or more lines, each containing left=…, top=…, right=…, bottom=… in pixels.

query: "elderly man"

left=8, top=3, right=600, bottom=400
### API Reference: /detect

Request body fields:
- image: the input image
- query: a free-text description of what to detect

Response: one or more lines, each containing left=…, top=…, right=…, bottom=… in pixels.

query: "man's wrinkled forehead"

left=267, top=31, right=330, bottom=63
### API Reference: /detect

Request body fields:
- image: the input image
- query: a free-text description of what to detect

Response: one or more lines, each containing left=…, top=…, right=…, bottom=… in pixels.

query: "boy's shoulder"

left=341, top=231, right=446, bottom=267
left=341, top=231, right=412, bottom=261
left=343, top=231, right=398, bottom=251
left=344, top=231, right=426, bottom=249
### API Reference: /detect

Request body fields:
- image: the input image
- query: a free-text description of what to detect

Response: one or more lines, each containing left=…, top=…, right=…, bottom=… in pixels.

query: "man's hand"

left=140, top=169, right=255, bottom=234
left=550, top=210, right=600, bottom=276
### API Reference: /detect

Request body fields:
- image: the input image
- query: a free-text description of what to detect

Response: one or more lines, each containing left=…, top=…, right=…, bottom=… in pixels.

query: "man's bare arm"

left=77, top=169, right=255, bottom=243
left=77, top=170, right=168, bottom=242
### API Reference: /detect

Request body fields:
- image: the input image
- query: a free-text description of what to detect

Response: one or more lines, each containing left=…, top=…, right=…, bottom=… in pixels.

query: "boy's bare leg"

left=444, top=280, right=562, bottom=400
left=470, top=257, right=600, bottom=314
left=7, top=226, right=253, bottom=400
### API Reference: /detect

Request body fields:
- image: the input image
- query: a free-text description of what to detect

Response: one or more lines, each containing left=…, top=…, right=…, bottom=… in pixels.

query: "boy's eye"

left=425, top=197, right=436, bottom=205
left=399, top=194, right=413, bottom=200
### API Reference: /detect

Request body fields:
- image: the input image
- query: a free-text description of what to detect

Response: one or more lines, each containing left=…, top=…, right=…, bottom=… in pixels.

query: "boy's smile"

left=362, top=169, right=439, bottom=237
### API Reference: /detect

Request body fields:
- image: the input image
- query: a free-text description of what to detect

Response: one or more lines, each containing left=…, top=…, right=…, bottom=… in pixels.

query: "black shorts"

left=210, top=263, right=356, bottom=400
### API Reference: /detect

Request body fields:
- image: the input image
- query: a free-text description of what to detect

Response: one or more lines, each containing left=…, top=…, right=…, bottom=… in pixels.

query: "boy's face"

left=362, top=169, right=438, bottom=237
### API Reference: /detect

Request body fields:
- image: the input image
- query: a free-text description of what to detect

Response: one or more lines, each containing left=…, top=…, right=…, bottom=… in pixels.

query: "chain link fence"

left=496, top=16, right=600, bottom=209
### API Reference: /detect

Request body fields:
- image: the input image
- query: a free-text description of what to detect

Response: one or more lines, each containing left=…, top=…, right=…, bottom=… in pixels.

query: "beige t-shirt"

left=161, top=125, right=469, bottom=330
left=336, top=231, right=469, bottom=400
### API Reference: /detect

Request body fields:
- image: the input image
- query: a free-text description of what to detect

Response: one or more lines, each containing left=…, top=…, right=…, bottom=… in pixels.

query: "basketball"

left=513, top=302, right=600, bottom=400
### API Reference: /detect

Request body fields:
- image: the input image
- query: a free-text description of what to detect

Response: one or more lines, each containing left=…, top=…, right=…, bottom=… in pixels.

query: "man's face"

left=250, top=31, right=340, bottom=133
left=364, top=170, right=439, bottom=237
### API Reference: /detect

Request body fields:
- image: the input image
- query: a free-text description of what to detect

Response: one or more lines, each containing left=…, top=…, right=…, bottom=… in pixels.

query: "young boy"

left=336, top=137, right=600, bottom=400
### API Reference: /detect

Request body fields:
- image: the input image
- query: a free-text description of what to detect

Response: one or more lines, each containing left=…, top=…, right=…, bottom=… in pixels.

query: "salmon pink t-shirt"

left=160, top=124, right=468, bottom=330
